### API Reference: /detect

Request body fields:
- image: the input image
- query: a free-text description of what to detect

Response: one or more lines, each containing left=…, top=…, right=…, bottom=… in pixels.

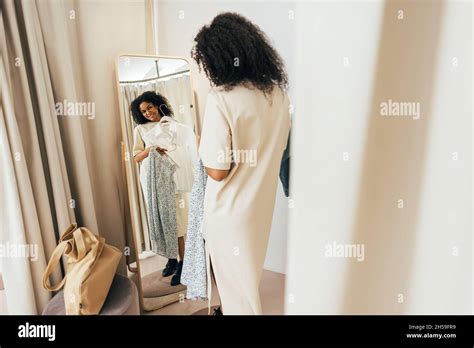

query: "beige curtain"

left=1, top=0, right=73, bottom=314
left=1, top=0, right=150, bottom=314
left=155, top=74, right=194, bottom=128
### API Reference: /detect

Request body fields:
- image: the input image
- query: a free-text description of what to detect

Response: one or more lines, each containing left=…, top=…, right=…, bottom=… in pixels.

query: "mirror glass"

left=117, top=55, right=197, bottom=311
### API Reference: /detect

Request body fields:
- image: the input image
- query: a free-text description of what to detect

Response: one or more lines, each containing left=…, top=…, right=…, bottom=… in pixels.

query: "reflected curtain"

left=155, top=74, right=194, bottom=129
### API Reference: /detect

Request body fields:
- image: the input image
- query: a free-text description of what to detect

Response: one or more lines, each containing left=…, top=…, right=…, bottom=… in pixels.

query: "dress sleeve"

left=133, top=126, right=145, bottom=157
left=198, top=92, right=232, bottom=170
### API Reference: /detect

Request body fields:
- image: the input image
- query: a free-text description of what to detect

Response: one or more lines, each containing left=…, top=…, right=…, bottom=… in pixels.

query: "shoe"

left=170, top=261, right=183, bottom=286
left=213, top=306, right=223, bottom=316
left=162, top=258, right=178, bottom=277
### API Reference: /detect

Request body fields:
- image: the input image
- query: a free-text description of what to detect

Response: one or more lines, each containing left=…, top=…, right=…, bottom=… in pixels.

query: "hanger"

left=159, top=116, right=175, bottom=124
left=158, top=118, right=178, bottom=152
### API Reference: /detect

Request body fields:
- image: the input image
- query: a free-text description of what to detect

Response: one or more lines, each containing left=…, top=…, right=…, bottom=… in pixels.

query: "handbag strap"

left=73, top=228, right=87, bottom=260
left=42, top=240, right=69, bottom=291
left=42, top=224, right=102, bottom=291
left=42, top=223, right=78, bottom=291
left=60, top=222, right=78, bottom=242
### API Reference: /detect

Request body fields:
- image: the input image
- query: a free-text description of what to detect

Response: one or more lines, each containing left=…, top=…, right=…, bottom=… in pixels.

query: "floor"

left=137, top=254, right=286, bottom=315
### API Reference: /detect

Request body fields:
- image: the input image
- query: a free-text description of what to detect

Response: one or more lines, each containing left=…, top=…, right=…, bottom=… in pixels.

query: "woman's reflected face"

left=140, top=101, right=161, bottom=122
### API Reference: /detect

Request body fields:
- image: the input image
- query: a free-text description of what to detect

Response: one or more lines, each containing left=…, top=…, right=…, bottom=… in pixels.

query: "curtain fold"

left=0, top=0, right=148, bottom=314
left=156, top=75, right=194, bottom=129
left=36, top=0, right=101, bottom=235
left=0, top=0, right=71, bottom=314
left=33, top=0, right=148, bottom=274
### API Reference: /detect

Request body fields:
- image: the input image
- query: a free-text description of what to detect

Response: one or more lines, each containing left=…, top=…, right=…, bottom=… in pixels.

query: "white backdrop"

left=285, top=0, right=472, bottom=314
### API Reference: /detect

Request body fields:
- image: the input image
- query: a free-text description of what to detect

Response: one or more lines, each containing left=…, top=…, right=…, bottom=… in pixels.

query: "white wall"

left=406, top=0, right=471, bottom=314
left=61, top=0, right=148, bottom=266
left=285, top=0, right=472, bottom=314
left=155, top=0, right=296, bottom=273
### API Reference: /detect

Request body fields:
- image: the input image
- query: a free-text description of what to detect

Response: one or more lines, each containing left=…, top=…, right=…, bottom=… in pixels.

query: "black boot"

left=213, top=306, right=223, bottom=316
left=162, top=258, right=178, bottom=277
left=170, top=261, right=183, bottom=286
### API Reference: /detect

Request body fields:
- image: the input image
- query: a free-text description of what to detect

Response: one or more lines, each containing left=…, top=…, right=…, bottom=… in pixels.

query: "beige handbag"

left=42, top=223, right=122, bottom=315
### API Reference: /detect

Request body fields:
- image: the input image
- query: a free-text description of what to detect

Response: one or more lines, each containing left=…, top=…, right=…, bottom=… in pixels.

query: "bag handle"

left=73, top=228, right=87, bottom=260
left=42, top=240, right=69, bottom=291
left=42, top=223, right=77, bottom=291
left=60, top=223, right=78, bottom=242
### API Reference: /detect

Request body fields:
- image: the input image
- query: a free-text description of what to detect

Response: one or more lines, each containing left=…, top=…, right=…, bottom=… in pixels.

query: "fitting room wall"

left=38, top=0, right=149, bottom=269
left=285, top=0, right=471, bottom=314
left=66, top=0, right=147, bottom=250
left=154, top=0, right=296, bottom=274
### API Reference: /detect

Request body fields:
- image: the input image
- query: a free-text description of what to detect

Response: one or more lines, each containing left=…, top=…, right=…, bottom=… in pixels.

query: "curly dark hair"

left=191, top=12, right=288, bottom=95
left=130, top=91, right=174, bottom=125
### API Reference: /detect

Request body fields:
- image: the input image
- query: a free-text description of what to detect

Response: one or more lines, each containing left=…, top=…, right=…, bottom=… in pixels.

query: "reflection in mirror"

left=117, top=55, right=198, bottom=311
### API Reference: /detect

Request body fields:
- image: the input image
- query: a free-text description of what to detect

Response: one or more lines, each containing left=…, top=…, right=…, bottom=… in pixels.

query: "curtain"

left=155, top=75, right=194, bottom=129
left=1, top=0, right=74, bottom=314
left=0, top=0, right=149, bottom=314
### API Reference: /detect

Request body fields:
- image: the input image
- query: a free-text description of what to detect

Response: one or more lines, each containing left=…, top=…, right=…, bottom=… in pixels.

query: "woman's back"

left=199, top=84, right=290, bottom=314
left=201, top=84, right=290, bottom=222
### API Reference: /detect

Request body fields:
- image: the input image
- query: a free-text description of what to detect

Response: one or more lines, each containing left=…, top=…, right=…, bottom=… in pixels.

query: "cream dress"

left=199, top=85, right=291, bottom=314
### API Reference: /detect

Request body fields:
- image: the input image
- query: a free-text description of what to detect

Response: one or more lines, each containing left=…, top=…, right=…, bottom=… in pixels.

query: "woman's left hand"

left=156, top=146, right=168, bottom=156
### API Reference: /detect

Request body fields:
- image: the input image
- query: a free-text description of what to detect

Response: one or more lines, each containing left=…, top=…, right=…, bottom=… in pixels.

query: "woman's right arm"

left=199, top=92, right=232, bottom=182
left=134, top=146, right=167, bottom=163
left=134, top=148, right=150, bottom=163
left=133, top=127, right=167, bottom=163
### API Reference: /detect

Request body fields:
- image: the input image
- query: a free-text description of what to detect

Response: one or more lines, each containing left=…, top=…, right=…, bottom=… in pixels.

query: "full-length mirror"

left=116, top=55, right=198, bottom=311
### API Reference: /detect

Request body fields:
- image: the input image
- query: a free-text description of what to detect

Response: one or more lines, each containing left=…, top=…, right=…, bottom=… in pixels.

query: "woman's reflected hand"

left=134, top=146, right=166, bottom=163
left=156, top=146, right=168, bottom=156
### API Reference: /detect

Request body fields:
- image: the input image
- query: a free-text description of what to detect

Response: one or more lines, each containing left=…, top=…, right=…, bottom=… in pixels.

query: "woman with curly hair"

left=192, top=12, right=291, bottom=314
